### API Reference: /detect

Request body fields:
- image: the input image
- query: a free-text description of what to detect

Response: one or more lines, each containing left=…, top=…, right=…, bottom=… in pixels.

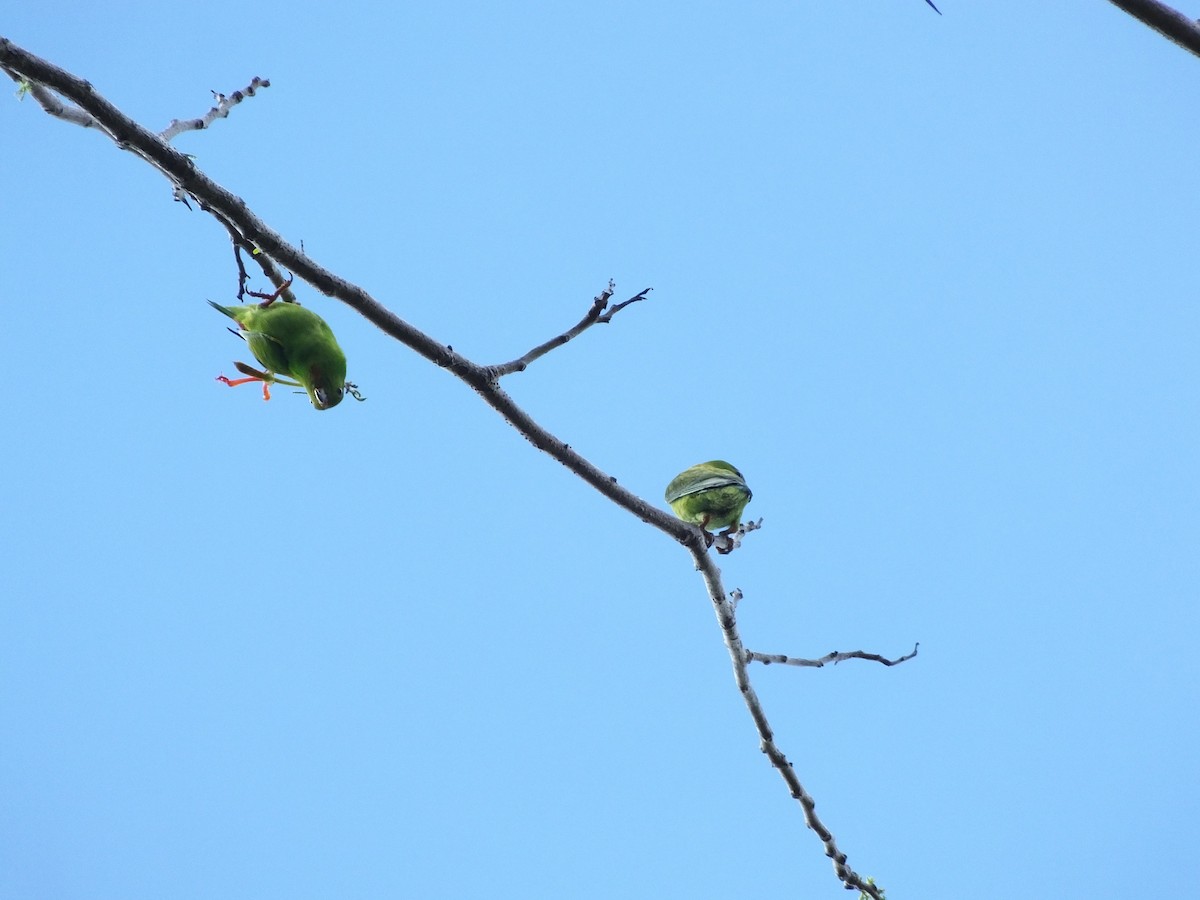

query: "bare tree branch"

left=1, top=35, right=900, bottom=899
left=692, top=548, right=884, bottom=900
left=489, top=281, right=651, bottom=376
left=747, top=643, right=920, bottom=669
left=1105, top=0, right=1200, bottom=58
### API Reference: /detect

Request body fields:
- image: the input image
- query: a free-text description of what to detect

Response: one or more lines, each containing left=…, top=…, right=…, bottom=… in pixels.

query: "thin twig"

left=597, top=289, right=650, bottom=323
left=747, top=643, right=920, bottom=669
left=489, top=281, right=651, bottom=376
left=1105, top=0, right=1200, bottom=58
left=159, top=77, right=270, bottom=142
left=12, top=76, right=97, bottom=127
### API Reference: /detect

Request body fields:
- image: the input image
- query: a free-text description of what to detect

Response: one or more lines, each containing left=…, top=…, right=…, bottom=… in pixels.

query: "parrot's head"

left=307, top=379, right=344, bottom=410
left=300, top=351, right=348, bottom=410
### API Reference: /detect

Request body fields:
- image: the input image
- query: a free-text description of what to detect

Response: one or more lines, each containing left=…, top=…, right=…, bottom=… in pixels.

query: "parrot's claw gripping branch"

left=228, top=232, right=294, bottom=303
left=712, top=518, right=762, bottom=555
left=681, top=518, right=760, bottom=556
left=247, top=273, right=297, bottom=307
left=488, top=281, right=652, bottom=377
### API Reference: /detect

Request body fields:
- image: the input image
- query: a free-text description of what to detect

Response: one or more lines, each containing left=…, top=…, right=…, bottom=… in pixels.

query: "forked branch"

left=692, top=545, right=886, bottom=899
left=489, top=281, right=651, bottom=376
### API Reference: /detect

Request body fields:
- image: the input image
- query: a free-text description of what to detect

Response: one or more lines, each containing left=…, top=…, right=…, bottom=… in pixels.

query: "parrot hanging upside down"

left=664, top=460, right=752, bottom=553
left=209, top=279, right=348, bottom=410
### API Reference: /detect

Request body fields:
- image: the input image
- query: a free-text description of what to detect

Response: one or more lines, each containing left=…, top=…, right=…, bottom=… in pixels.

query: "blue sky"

left=2, top=2, right=1197, bottom=898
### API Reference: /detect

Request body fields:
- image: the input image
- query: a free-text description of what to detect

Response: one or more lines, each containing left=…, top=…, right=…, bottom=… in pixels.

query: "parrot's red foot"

left=216, top=374, right=272, bottom=401
left=248, top=274, right=295, bottom=308
left=216, top=375, right=259, bottom=387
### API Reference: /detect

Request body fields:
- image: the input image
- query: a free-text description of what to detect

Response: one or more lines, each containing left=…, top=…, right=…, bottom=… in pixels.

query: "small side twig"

left=597, top=289, right=648, bottom=323
left=159, top=76, right=270, bottom=142
left=11, top=76, right=97, bottom=127
left=747, top=643, right=920, bottom=669
left=489, top=280, right=651, bottom=376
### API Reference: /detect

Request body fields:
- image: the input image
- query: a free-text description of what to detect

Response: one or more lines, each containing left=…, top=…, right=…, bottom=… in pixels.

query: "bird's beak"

left=313, top=386, right=344, bottom=410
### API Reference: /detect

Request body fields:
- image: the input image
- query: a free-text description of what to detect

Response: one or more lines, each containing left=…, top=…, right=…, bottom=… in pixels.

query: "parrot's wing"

left=242, top=329, right=293, bottom=377
left=665, top=474, right=745, bottom=503
left=241, top=329, right=283, bottom=347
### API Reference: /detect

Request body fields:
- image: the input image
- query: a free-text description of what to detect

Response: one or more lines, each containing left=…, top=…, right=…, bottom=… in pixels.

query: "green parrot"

left=664, top=460, right=752, bottom=551
left=210, top=296, right=347, bottom=410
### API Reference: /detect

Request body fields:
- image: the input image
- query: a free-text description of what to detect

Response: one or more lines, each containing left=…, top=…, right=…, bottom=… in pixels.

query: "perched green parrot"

left=664, top=460, right=752, bottom=551
left=210, top=296, right=347, bottom=410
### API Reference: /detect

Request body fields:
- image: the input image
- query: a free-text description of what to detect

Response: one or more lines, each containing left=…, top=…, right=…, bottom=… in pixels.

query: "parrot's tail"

left=207, top=300, right=237, bottom=320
